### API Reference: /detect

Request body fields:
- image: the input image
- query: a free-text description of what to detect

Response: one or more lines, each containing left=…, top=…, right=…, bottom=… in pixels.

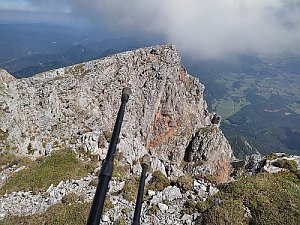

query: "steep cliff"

left=0, top=44, right=233, bottom=181
left=0, top=45, right=237, bottom=223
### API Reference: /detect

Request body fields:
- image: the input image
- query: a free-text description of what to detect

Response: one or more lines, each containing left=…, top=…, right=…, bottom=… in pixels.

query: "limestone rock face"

left=0, top=45, right=233, bottom=181
left=0, top=69, right=16, bottom=84
left=185, top=126, right=233, bottom=182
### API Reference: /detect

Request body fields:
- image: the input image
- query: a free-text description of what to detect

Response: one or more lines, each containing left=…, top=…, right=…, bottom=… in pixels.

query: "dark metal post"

left=87, top=87, right=131, bottom=225
left=132, top=155, right=151, bottom=225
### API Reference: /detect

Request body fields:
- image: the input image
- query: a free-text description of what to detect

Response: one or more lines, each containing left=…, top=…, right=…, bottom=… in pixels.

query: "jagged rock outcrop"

left=0, top=44, right=233, bottom=181
left=0, top=69, right=16, bottom=84
left=232, top=152, right=300, bottom=176
left=185, top=126, right=233, bottom=183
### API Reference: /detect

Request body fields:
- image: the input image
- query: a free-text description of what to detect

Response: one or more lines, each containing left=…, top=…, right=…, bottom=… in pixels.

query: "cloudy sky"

left=1, top=0, right=300, bottom=59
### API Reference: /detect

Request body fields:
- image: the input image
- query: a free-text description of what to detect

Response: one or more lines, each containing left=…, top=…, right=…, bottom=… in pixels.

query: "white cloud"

left=5, top=0, right=300, bottom=58
left=0, top=0, right=34, bottom=11
left=69, top=0, right=300, bottom=58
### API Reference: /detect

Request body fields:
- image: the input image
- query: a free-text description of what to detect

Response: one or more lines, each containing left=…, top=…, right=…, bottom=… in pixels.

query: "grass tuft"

left=0, top=198, right=91, bottom=225
left=199, top=172, right=300, bottom=225
left=0, top=153, right=32, bottom=172
left=0, top=151, right=96, bottom=195
left=147, top=170, right=170, bottom=191
left=122, top=176, right=139, bottom=201
left=176, top=175, right=194, bottom=191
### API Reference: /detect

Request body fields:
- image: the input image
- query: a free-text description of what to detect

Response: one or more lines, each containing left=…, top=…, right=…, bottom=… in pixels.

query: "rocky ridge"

left=0, top=44, right=235, bottom=223
left=232, top=152, right=300, bottom=175
left=0, top=44, right=233, bottom=181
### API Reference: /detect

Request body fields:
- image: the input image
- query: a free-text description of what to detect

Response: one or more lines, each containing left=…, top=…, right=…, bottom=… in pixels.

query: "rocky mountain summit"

left=0, top=45, right=299, bottom=225
left=0, top=44, right=233, bottom=182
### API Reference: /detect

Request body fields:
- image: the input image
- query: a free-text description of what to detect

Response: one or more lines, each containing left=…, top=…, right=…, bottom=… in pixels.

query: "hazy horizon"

left=1, top=0, right=300, bottom=60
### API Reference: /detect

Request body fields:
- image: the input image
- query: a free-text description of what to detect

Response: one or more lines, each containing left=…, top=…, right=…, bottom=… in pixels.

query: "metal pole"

left=87, top=87, right=131, bottom=225
left=132, top=155, right=151, bottom=225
